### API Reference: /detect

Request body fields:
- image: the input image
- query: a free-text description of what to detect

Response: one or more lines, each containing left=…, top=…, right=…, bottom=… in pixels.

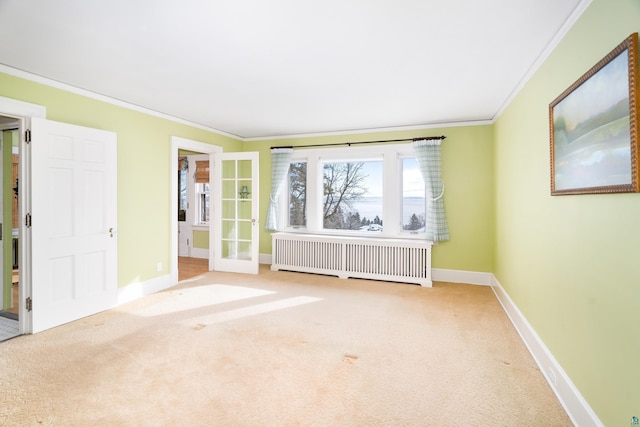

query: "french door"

left=214, top=152, right=259, bottom=274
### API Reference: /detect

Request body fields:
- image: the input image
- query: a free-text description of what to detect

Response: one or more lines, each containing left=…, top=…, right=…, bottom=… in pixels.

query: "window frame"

left=277, top=143, right=427, bottom=239
left=195, top=182, right=210, bottom=225
left=400, top=155, right=427, bottom=234
left=185, top=154, right=211, bottom=226
left=286, top=160, right=308, bottom=229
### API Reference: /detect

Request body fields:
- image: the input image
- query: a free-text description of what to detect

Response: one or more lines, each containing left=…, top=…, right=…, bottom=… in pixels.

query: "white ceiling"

left=0, top=0, right=586, bottom=139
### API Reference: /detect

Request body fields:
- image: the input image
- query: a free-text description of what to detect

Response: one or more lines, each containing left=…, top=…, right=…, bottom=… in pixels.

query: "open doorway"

left=170, top=137, right=220, bottom=284
left=170, top=137, right=260, bottom=282
left=0, top=117, right=20, bottom=341
left=177, top=152, right=211, bottom=281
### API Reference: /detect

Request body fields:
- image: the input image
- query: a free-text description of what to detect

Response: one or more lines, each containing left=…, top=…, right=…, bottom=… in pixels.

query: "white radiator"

left=271, top=232, right=432, bottom=287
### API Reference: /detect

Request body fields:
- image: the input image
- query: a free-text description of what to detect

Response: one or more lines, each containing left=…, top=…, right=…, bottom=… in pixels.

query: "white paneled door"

left=30, top=118, right=117, bottom=333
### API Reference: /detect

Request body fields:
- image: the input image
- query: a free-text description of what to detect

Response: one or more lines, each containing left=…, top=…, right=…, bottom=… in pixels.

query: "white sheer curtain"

left=413, top=139, right=450, bottom=242
left=265, top=147, right=294, bottom=231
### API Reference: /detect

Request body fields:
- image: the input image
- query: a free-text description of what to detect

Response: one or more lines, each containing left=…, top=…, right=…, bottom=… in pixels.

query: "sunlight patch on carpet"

left=185, top=296, right=322, bottom=326
left=137, top=284, right=276, bottom=317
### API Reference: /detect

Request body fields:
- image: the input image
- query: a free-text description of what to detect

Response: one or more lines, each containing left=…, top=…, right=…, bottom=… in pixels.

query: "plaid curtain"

left=413, top=139, right=449, bottom=242
left=265, top=148, right=293, bottom=231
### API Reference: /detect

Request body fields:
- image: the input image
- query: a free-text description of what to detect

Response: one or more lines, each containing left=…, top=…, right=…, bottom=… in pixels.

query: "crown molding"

left=0, top=64, right=494, bottom=143
left=242, top=119, right=494, bottom=142
left=0, top=64, right=241, bottom=140
left=492, top=0, right=593, bottom=120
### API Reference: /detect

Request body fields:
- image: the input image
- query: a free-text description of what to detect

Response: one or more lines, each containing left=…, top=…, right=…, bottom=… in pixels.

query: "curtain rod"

left=270, top=135, right=445, bottom=150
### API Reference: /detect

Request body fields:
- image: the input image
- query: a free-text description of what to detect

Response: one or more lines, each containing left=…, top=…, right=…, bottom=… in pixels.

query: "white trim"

left=2, top=65, right=493, bottom=142
left=259, top=253, right=272, bottom=265
left=0, top=65, right=240, bottom=140
left=491, top=276, right=604, bottom=427
left=243, top=120, right=494, bottom=142
left=190, top=247, right=209, bottom=259
left=117, top=274, right=173, bottom=305
left=492, top=0, right=592, bottom=120
left=0, top=123, right=19, bottom=131
left=431, top=268, right=493, bottom=286
left=0, top=95, right=46, bottom=119
left=170, top=136, right=221, bottom=284
left=0, top=97, right=47, bottom=336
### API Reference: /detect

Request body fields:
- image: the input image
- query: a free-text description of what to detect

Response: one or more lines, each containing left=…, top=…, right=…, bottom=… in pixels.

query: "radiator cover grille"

left=271, top=233, right=432, bottom=287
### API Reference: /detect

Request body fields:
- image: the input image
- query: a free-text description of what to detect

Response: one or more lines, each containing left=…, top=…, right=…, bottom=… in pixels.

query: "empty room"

left=0, top=0, right=638, bottom=425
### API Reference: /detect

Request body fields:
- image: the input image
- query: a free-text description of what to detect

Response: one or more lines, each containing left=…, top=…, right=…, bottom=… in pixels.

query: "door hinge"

left=25, top=129, right=31, bottom=143
left=25, top=213, right=32, bottom=227
left=26, top=297, right=32, bottom=312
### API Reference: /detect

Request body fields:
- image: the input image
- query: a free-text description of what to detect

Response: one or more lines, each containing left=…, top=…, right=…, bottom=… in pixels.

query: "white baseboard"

left=259, top=253, right=272, bottom=265
left=432, top=268, right=493, bottom=286
left=189, top=248, right=209, bottom=259
left=117, top=273, right=174, bottom=305
left=491, top=276, right=603, bottom=427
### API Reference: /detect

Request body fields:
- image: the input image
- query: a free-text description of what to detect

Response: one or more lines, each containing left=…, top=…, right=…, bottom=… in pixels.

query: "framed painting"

left=550, top=33, right=639, bottom=195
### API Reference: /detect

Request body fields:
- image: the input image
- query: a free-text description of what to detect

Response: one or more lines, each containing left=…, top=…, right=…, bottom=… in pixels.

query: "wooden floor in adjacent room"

left=178, top=257, right=209, bottom=281
left=5, top=270, right=19, bottom=315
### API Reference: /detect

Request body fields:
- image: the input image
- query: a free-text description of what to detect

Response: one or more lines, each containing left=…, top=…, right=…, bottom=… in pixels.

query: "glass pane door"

left=215, top=152, right=259, bottom=274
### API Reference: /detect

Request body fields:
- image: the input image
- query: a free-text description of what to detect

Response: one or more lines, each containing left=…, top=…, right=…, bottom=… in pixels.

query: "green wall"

left=247, top=124, right=495, bottom=273
left=493, top=0, right=640, bottom=424
left=192, top=230, right=209, bottom=249
left=0, top=73, right=242, bottom=288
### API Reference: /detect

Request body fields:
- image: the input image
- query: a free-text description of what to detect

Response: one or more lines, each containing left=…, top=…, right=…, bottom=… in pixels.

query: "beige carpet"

left=0, top=266, right=572, bottom=426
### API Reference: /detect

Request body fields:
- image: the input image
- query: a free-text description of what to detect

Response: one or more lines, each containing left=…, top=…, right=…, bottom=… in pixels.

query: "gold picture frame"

left=550, top=33, right=639, bottom=195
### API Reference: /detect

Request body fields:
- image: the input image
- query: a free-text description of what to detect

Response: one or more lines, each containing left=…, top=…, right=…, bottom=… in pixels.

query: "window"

left=323, top=160, right=383, bottom=231
left=281, top=144, right=425, bottom=238
left=192, top=156, right=210, bottom=225
left=402, top=157, right=426, bottom=232
left=288, top=161, right=307, bottom=227
left=196, top=182, right=210, bottom=224
left=178, top=157, right=188, bottom=221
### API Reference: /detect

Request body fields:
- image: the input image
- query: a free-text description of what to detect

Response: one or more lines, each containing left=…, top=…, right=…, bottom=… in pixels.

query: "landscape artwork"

left=550, top=33, right=639, bottom=195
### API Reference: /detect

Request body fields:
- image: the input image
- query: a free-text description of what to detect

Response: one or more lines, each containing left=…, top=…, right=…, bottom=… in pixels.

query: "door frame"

left=0, top=124, right=18, bottom=314
left=170, top=136, right=221, bottom=284
left=0, top=96, right=46, bottom=334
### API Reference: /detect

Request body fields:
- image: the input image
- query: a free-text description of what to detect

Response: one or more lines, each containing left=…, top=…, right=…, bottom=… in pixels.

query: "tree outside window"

left=197, top=182, right=210, bottom=224
left=288, top=162, right=307, bottom=227
left=323, top=161, right=377, bottom=230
